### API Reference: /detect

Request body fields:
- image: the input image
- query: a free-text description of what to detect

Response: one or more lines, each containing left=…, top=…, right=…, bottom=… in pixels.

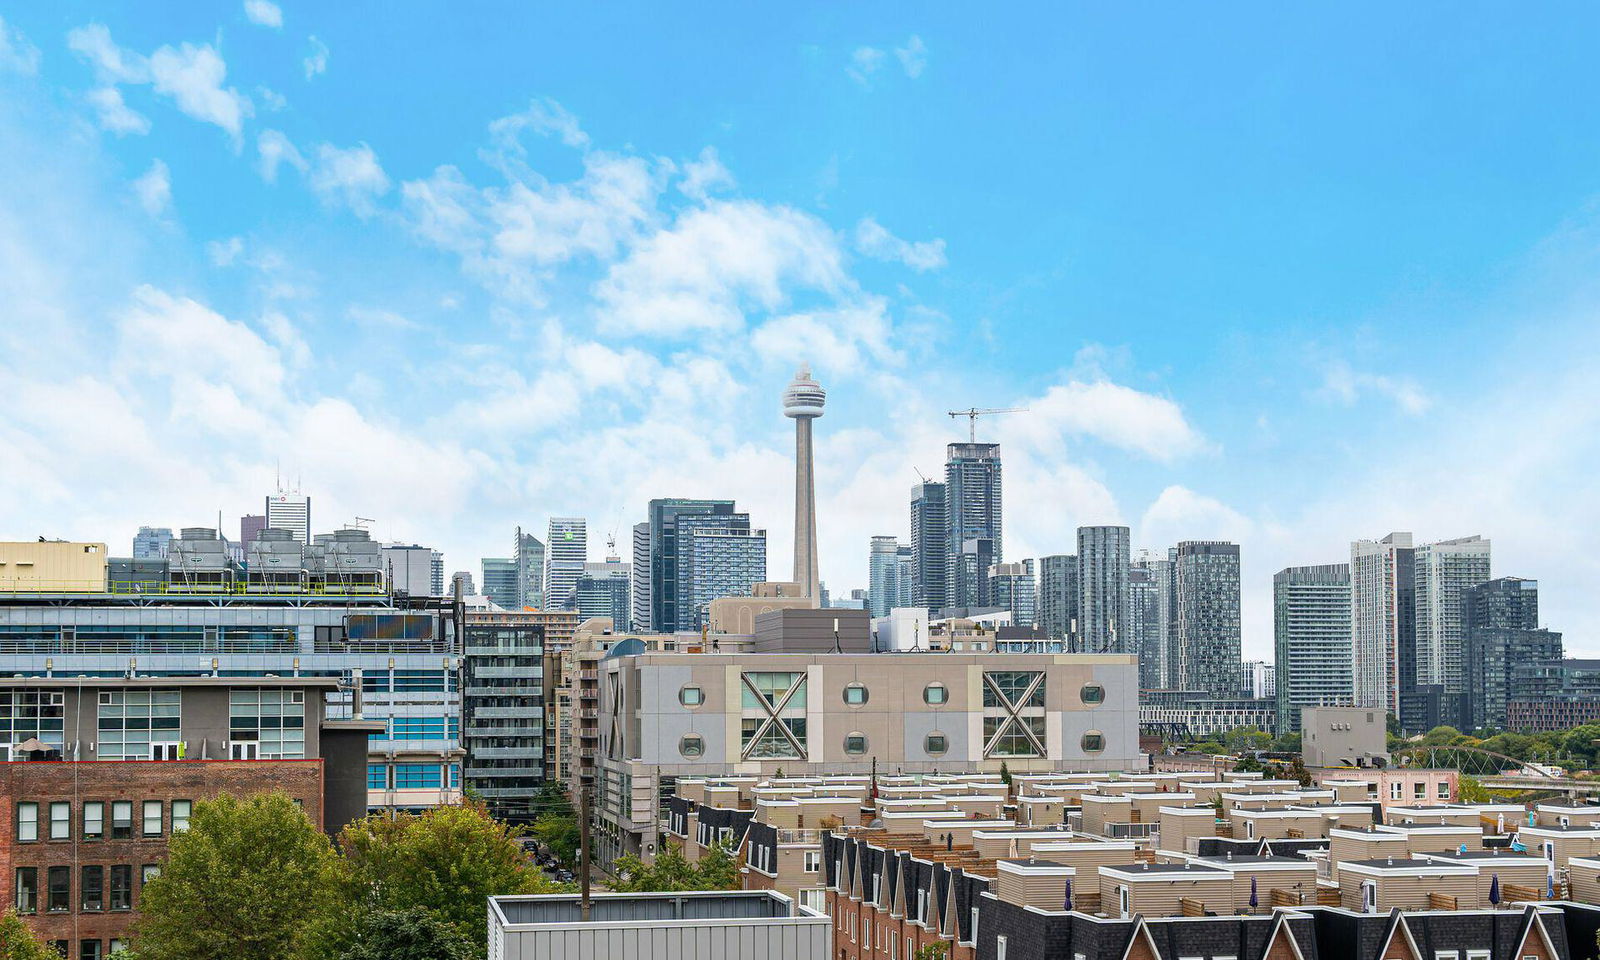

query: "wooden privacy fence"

left=1427, top=893, right=1458, bottom=910
left=1180, top=898, right=1207, bottom=917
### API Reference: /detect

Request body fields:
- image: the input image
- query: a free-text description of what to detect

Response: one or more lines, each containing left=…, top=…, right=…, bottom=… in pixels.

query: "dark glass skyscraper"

left=1037, top=554, right=1077, bottom=643
left=909, top=481, right=949, bottom=611
left=944, top=443, right=1001, bottom=608
left=1273, top=563, right=1352, bottom=733
left=643, top=499, right=750, bottom=632
left=1173, top=540, right=1242, bottom=698
left=1076, top=525, right=1130, bottom=654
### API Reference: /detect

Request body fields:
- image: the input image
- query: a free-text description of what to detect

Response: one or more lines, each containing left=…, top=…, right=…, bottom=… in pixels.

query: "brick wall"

left=1, top=759, right=324, bottom=949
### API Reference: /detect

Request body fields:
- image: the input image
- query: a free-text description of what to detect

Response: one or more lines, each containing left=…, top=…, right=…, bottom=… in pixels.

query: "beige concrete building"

left=707, top=581, right=817, bottom=635
left=0, top=541, right=107, bottom=592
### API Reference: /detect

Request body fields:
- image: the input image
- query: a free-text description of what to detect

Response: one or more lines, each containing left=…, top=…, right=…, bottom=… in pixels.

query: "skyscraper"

left=1128, top=564, right=1164, bottom=689
left=895, top=543, right=916, bottom=613
left=909, top=481, right=949, bottom=611
left=1461, top=577, right=1545, bottom=730
left=1037, top=554, right=1077, bottom=645
left=988, top=560, right=1036, bottom=627
left=643, top=499, right=745, bottom=632
left=945, top=443, right=1002, bottom=608
left=1077, top=526, right=1130, bottom=653
left=784, top=366, right=825, bottom=600
left=481, top=558, right=518, bottom=610
left=868, top=536, right=901, bottom=617
left=1413, top=535, right=1491, bottom=721
left=1350, top=532, right=1414, bottom=714
left=544, top=517, right=588, bottom=611
left=514, top=527, right=545, bottom=610
left=576, top=558, right=632, bottom=628
left=631, top=522, right=651, bottom=634
left=133, top=526, right=173, bottom=559
left=265, top=491, right=311, bottom=544
left=239, top=514, right=266, bottom=554
left=953, top=537, right=996, bottom=609
left=1131, top=549, right=1175, bottom=687
left=1173, top=540, right=1242, bottom=698
left=1273, top=563, right=1353, bottom=733
left=451, top=571, right=476, bottom=596
left=678, top=523, right=767, bottom=631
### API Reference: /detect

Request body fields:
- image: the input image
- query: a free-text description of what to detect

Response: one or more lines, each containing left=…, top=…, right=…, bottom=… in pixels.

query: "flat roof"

left=1341, top=858, right=1476, bottom=873
left=1416, top=849, right=1544, bottom=863
left=1101, top=863, right=1230, bottom=878
left=0, top=675, right=341, bottom=689
left=490, top=891, right=820, bottom=928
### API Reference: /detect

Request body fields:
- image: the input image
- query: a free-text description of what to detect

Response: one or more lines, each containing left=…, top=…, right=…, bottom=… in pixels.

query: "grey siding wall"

left=495, top=919, right=831, bottom=960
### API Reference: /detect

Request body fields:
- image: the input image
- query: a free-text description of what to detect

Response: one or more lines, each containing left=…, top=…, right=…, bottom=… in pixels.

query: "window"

left=80, top=943, right=102, bottom=960
left=917, top=889, right=926, bottom=923
left=798, top=889, right=827, bottom=914
left=1390, top=782, right=1402, bottom=801
left=15, top=867, right=37, bottom=913
left=140, top=865, right=159, bottom=887
left=1079, top=684, right=1105, bottom=705
left=50, top=802, right=70, bottom=840
left=17, top=802, right=37, bottom=842
left=1466, top=951, right=1492, bottom=960
left=740, top=672, right=808, bottom=760
left=983, top=671, right=1044, bottom=708
left=1414, top=782, right=1426, bottom=800
left=394, top=764, right=444, bottom=789
left=679, top=685, right=704, bottom=707
left=109, top=866, right=132, bottom=910
left=843, top=683, right=869, bottom=706
left=844, top=733, right=868, bottom=755
left=925, top=732, right=948, bottom=756
left=143, top=801, right=162, bottom=836
left=368, top=764, right=389, bottom=790
left=1438, top=781, right=1451, bottom=800
left=969, top=906, right=979, bottom=945
left=997, top=935, right=1008, bottom=960
left=1081, top=731, right=1106, bottom=754
left=109, top=942, right=127, bottom=956
left=804, top=850, right=821, bottom=872
left=96, top=689, right=181, bottom=760
left=678, top=734, right=704, bottom=759
left=228, top=688, right=306, bottom=759
left=81, top=866, right=104, bottom=911
left=0, top=690, right=65, bottom=752
left=47, top=866, right=69, bottom=912
left=1434, top=952, right=1460, bottom=960
left=171, top=801, right=191, bottom=833
left=83, top=802, right=104, bottom=840
left=983, top=715, right=1045, bottom=757
left=111, top=802, right=133, bottom=839
left=923, top=683, right=948, bottom=705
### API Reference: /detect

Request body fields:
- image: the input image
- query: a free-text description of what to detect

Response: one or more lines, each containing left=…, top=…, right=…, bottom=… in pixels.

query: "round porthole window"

left=844, top=732, right=868, bottom=755
left=843, top=682, right=869, bottom=706
left=1080, top=684, right=1105, bottom=705
left=923, top=683, right=948, bottom=705
left=925, top=732, right=948, bottom=756
left=679, top=685, right=704, bottom=707
left=1081, top=730, right=1105, bottom=754
left=680, top=734, right=705, bottom=759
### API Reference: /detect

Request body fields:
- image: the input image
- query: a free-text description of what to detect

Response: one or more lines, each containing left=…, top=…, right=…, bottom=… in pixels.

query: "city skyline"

left=4, top=5, right=1600, bottom=658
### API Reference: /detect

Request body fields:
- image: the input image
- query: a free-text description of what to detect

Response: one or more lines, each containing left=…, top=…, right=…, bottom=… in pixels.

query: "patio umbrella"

left=1547, top=873, right=1556, bottom=899
left=1064, top=878, right=1073, bottom=911
left=1249, top=876, right=1258, bottom=910
left=15, top=738, right=49, bottom=752
left=945, top=833, right=953, bottom=852
left=1489, top=874, right=1501, bottom=906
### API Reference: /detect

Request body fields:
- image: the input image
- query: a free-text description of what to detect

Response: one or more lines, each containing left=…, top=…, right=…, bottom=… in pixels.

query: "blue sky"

left=3, top=2, right=1600, bottom=657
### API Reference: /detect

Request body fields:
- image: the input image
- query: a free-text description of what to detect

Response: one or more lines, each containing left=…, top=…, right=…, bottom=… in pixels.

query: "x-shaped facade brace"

left=739, top=672, right=808, bottom=760
left=981, top=670, right=1046, bottom=758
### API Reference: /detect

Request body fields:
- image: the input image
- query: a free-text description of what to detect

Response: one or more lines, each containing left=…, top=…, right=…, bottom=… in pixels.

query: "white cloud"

left=1139, top=485, right=1254, bottom=549
left=1319, top=361, right=1432, bottom=415
left=894, top=35, right=927, bottom=78
left=854, top=216, right=946, bottom=271
left=750, top=297, right=899, bottom=374
left=303, top=35, right=328, bottom=80
left=347, top=306, right=419, bottom=331
left=207, top=236, right=244, bottom=266
left=259, top=310, right=311, bottom=369
left=847, top=46, right=885, bottom=85
left=67, top=23, right=145, bottom=83
left=595, top=200, right=848, bottom=336
left=256, top=85, right=287, bottom=111
left=678, top=146, right=734, bottom=202
left=489, top=97, right=589, bottom=153
left=132, top=160, right=171, bottom=217
left=309, top=142, right=389, bottom=215
left=243, top=0, right=283, bottom=28
left=85, top=87, right=150, bottom=135
left=148, top=42, right=253, bottom=140
left=0, top=15, right=41, bottom=75
left=117, top=285, right=285, bottom=399
left=1016, top=379, right=1206, bottom=463
left=67, top=26, right=251, bottom=140
left=257, top=128, right=307, bottom=182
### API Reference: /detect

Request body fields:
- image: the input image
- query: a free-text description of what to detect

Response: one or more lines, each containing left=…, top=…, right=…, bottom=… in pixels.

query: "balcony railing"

left=777, top=829, right=823, bottom=844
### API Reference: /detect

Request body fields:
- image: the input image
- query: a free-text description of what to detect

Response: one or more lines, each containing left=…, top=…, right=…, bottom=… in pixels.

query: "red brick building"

left=0, top=677, right=375, bottom=958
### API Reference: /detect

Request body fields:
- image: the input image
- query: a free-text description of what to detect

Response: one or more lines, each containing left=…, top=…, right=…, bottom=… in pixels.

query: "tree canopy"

left=0, top=911, right=54, bottom=960
left=611, top=840, right=741, bottom=893
left=333, top=908, right=477, bottom=960
left=132, top=792, right=337, bottom=960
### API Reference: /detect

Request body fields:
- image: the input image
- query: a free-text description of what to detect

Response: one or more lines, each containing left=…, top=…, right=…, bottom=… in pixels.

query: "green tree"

left=0, top=911, right=54, bottom=960
left=1271, top=732, right=1302, bottom=753
left=914, top=944, right=947, bottom=960
left=1223, top=726, right=1272, bottom=754
left=132, top=792, right=337, bottom=960
left=1232, top=756, right=1266, bottom=774
left=1283, top=756, right=1314, bottom=787
left=998, top=761, right=1012, bottom=786
left=334, top=908, right=476, bottom=960
left=314, top=802, right=558, bottom=958
left=612, top=840, right=740, bottom=892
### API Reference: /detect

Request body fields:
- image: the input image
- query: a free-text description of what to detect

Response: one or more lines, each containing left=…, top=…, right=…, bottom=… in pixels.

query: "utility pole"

left=579, top=784, right=592, bottom=921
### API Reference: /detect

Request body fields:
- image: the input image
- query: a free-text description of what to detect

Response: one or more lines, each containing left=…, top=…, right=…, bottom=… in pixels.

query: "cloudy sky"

left=3, top=3, right=1600, bottom=658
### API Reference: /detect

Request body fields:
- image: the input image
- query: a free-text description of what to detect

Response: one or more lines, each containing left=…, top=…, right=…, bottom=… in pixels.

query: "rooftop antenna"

left=947, top=406, right=1028, bottom=443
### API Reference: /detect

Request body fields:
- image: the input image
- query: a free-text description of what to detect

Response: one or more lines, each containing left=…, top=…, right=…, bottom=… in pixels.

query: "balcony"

left=776, top=829, right=823, bottom=844
left=1102, top=822, right=1158, bottom=840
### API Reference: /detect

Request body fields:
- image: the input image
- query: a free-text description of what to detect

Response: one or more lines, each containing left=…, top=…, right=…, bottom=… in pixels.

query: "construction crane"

left=947, top=406, right=1028, bottom=442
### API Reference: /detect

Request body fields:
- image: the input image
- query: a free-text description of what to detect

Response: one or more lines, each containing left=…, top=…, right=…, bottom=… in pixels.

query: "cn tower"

left=783, top=366, right=825, bottom=599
